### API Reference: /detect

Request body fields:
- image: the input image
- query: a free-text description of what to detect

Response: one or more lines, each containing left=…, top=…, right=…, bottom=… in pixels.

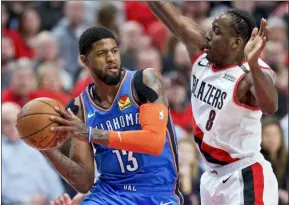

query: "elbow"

left=262, top=104, right=278, bottom=115
left=75, top=181, right=93, bottom=194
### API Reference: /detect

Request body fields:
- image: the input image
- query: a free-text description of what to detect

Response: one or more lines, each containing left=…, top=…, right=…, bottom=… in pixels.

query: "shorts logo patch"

left=118, top=95, right=131, bottom=110
left=159, top=110, right=164, bottom=120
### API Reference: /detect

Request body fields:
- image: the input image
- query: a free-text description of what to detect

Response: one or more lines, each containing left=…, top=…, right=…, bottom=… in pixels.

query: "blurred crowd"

left=1, top=1, right=288, bottom=205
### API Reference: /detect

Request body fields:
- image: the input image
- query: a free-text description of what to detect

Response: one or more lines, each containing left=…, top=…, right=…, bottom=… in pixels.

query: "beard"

left=97, top=70, right=122, bottom=85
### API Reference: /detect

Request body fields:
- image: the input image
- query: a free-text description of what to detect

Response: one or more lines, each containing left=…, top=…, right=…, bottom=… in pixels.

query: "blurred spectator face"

left=262, top=124, right=282, bottom=155
left=20, top=8, right=41, bottom=36
left=65, top=1, right=85, bottom=27
left=174, top=42, right=191, bottom=69
left=37, top=63, right=62, bottom=91
left=2, top=4, right=8, bottom=28
left=232, top=1, right=255, bottom=14
left=2, top=102, right=21, bottom=142
left=2, top=36, right=16, bottom=62
left=137, top=48, right=162, bottom=73
left=9, top=59, right=37, bottom=97
left=265, top=41, right=286, bottom=69
left=164, top=72, right=187, bottom=107
left=120, top=21, right=144, bottom=52
left=268, top=18, right=287, bottom=43
left=34, top=32, right=59, bottom=61
left=181, top=1, right=209, bottom=19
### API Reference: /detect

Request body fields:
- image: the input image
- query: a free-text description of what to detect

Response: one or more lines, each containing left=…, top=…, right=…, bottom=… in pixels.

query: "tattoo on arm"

left=143, top=69, right=168, bottom=105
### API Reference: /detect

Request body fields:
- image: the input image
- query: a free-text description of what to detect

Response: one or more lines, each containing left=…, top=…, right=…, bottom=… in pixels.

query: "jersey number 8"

left=112, top=150, right=139, bottom=173
left=206, top=110, right=216, bottom=131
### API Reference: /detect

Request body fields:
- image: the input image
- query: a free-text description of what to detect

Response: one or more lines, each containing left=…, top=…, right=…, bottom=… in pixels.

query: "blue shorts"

left=81, top=181, right=184, bottom=205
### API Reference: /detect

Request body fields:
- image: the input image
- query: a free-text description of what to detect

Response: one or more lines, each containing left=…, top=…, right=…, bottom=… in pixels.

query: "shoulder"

left=191, top=50, right=207, bottom=67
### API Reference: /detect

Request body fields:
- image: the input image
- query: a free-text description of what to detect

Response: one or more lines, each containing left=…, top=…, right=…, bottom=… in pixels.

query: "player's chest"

left=190, top=69, right=241, bottom=110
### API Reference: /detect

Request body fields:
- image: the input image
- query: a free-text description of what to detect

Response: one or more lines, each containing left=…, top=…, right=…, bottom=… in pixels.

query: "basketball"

left=16, top=97, right=68, bottom=150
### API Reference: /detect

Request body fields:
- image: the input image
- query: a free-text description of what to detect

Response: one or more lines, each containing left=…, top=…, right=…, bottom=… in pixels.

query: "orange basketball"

left=16, top=97, right=68, bottom=150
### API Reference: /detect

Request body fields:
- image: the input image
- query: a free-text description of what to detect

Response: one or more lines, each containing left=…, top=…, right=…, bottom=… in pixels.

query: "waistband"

left=96, top=180, right=176, bottom=193
left=207, top=153, right=265, bottom=177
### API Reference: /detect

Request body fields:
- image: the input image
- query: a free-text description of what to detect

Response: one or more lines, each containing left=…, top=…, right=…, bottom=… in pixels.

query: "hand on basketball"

left=50, top=107, right=88, bottom=141
left=244, top=18, right=268, bottom=65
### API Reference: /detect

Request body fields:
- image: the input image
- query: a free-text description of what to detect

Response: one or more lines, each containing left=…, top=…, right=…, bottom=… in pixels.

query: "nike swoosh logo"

left=88, top=112, right=95, bottom=118
left=160, top=202, right=173, bottom=205
left=222, top=174, right=233, bottom=183
left=198, top=61, right=207, bottom=67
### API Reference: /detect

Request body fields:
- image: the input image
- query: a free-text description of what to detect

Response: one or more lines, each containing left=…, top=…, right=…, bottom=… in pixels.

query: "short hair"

left=79, top=26, right=118, bottom=56
left=225, top=9, right=256, bottom=42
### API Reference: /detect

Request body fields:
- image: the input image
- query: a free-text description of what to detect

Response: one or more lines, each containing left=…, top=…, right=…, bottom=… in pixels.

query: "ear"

left=80, top=55, right=89, bottom=67
left=231, top=37, right=242, bottom=49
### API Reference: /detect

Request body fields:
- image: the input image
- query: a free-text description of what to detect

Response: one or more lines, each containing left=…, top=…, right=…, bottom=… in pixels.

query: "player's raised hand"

left=244, top=18, right=268, bottom=65
left=49, top=107, right=88, bottom=141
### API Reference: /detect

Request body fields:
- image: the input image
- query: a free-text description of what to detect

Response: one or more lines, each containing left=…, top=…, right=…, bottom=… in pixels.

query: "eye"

left=112, top=48, right=119, bottom=54
left=213, top=27, right=220, bottom=35
left=96, top=52, right=104, bottom=56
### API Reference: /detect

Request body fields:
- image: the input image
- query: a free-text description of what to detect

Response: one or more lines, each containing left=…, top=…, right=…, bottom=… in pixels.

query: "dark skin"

left=42, top=38, right=168, bottom=193
left=148, top=1, right=278, bottom=114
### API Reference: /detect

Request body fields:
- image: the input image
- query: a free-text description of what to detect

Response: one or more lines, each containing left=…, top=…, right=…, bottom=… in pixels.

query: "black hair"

left=225, top=9, right=256, bottom=42
left=79, top=26, right=118, bottom=56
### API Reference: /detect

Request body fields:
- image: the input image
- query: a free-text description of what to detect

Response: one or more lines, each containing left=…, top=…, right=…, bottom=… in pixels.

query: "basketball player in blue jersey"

left=41, top=26, right=183, bottom=205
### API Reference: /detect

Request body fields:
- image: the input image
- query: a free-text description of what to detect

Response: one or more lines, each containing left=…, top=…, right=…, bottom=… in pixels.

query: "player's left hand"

left=49, top=107, right=88, bottom=141
left=244, top=18, right=267, bottom=65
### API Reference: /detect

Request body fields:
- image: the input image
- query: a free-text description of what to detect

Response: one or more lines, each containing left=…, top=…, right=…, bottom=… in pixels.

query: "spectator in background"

left=17, top=6, right=42, bottom=59
left=35, top=1, right=64, bottom=31
left=178, top=137, right=203, bottom=205
left=119, top=21, right=145, bottom=70
left=97, top=3, right=119, bottom=37
left=267, top=17, right=288, bottom=44
left=30, top=62, right=71, bottom=106
left=34, top=31, right=73, bottom=91
left=2, top=102, right=64, bottom=205
left=265, top=41, right=288, bottom=118
left=52, top=1, right=88, bottom=81
left=2, top=36, right=16, bottom=89
left=136, top=48, right=162, bottom=73
left=261, top=117, right=288, bottom=205
left=181, top=1, right=209, bottom=23
left=2, top=58, right=37, bottom=107
left=164, top=71, right=193, bottom=133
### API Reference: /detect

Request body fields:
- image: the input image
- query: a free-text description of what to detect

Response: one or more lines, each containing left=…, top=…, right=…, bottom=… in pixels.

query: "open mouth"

left=204, top=42, right=211, bottom=51
left=106, top=65, right=119, bottom=72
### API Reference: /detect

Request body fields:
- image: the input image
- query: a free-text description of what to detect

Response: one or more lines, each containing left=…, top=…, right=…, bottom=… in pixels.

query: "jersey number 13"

left=112, top=150, right=139, bottom=173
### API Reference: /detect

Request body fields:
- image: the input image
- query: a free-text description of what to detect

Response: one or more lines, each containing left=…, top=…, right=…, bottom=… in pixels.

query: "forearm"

left=249, top=63, right=278, bottom=114
left=147, top=1, right=182, bottom=38
left=41, top=149, right=93, bottom=193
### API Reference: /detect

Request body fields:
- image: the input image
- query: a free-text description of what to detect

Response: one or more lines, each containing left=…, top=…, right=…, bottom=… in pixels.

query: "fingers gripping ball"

left=16, top=97, right=69, bottom=150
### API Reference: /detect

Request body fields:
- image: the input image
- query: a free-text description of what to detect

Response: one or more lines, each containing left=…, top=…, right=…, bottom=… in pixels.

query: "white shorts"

left=200, top=154, right=278, bottom=205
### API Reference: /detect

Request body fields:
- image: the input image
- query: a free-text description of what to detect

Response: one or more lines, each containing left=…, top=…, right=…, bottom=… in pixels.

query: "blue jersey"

left=80, top=70, right=180, bottom=191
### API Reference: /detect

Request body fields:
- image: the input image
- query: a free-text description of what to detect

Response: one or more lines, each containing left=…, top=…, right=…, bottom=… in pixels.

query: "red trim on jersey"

left=251, top=163, right=265, bottom=205
left=201, top=142, right=240, bottom=164
left=211, top=60, right=247, bottom=72
left=191, top=111, right=204, bottom=139
left=191, top=50, right=206, bottom=65
left=233, top=73, right=260, bottom=111
left=191, top=109, right=240, bottom=164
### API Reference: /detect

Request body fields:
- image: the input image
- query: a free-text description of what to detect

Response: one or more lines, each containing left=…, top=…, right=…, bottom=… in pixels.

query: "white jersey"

left=190, top=51, right=276, bottom=168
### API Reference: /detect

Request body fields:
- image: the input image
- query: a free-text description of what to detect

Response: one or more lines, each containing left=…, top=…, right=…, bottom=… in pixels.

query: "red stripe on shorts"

left=251, top=163, right=265, bottom=205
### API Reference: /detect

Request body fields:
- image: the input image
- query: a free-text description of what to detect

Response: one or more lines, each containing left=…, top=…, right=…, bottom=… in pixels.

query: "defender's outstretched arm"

left=147, top=1, right=205, bottom=58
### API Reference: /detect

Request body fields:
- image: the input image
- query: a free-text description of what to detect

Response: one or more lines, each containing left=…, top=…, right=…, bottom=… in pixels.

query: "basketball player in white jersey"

left=148, top=2, right=279, bottom=205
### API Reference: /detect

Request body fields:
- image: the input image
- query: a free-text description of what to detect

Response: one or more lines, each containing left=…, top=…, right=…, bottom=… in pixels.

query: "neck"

left=213, top=54, right=245, bottom=69
left=92, top=73, right=123, bottom=104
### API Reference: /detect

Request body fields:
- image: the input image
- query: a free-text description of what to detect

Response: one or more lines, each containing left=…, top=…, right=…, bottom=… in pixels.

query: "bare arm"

left=42, top=98, right=95, bottom=193
left=248, top=66, right=278, bottom=114
left=147, top=1, right=204, bottom=58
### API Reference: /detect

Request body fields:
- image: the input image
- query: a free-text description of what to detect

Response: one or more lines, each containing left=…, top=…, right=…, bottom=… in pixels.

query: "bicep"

left=142, top=68, right=168, bottom=106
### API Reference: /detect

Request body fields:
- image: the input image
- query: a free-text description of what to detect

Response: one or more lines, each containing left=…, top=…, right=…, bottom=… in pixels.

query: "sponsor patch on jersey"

left=223, top=73, right=236, bottom=82
left=118, top=94, right=131, bottom=110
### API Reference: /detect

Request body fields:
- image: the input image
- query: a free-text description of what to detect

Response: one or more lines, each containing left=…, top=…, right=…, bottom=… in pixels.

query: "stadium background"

left=1, top=1, right=288, bottom=205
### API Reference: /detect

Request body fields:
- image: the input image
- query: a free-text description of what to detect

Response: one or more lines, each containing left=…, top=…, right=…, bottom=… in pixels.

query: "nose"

left=106, top=51, right=115, bottom=63
left=205, top=29, right=212, bottom=41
